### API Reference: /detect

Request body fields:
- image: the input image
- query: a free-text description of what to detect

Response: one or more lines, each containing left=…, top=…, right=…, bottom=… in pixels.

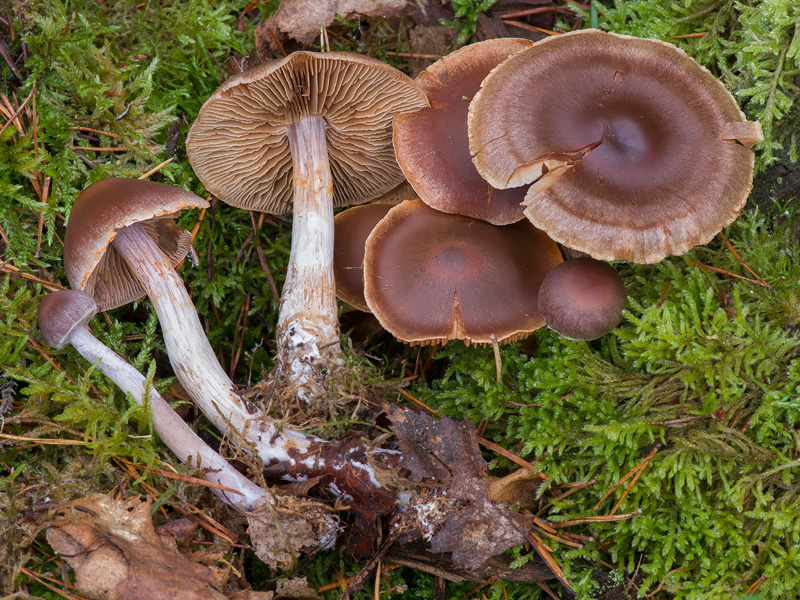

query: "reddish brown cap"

left=393, top=38, right=533, bottom=225
left=469, top=30, right=761, bottom=263
left=538, top=257, right=626, bottom=341
left=64, top=178, right=208, bottom=311
left=363, top=199, right=563, bottom=345
left=186, top=51, right=428, bottom=214
left=38, top=289, right=98, bottom=350
left=333, top=203, right=394, bottom=312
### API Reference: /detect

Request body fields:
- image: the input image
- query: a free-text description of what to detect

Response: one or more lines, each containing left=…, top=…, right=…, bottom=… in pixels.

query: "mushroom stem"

left=111, top=222, right=314, bottom=465
left=280, top=116, right=342, bottom=403
left=67, top=324, right=267, bottom=512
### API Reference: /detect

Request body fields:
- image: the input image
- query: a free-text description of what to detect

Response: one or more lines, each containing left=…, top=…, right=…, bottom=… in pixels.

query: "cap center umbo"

left=426, top=240, right=481, bottom=279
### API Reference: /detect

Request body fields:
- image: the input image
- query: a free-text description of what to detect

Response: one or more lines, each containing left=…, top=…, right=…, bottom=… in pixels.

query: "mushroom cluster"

left=337, top=31, right=761, bottom=345
left=39, top=31, right=761, bottom=567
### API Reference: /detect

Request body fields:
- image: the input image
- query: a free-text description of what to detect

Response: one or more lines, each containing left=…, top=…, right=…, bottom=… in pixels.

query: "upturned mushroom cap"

left=363, top=199, right=563, bottom=345
left=333, top=203, right=394, bottom=312
left=38, top=290, right=98, bottom=350
left=537, top=257, right=626, bottom=341
left=393, top=38, right=533, bottom=225
left=468, top=29, right=762, bottom=263
left=64, top=178, right=208, bottom=311
left=186, top=51, right=429, bottom=213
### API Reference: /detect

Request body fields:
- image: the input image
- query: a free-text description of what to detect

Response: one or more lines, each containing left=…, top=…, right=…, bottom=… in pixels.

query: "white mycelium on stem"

left=279, top=116, right=342, bottom=403
left=111, top=222, right=315, bottom=465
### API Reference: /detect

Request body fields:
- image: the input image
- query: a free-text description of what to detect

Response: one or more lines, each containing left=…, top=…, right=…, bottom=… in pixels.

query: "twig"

left=501, top=20, right=561, bottom=35
left=497, top=5, right=575, bottom=18
left=0, top=432, right=86, bottom=445
left=608, top=444, right=662, bottom=516
left=19, top=566, right=88, bottom=600
left=477, top=435, right=546, bottom=478
left=138, top=156, right=175, bottom=179
left=383, top=51, right=441, bottom=59
left=668, top=32, right=707, bottom=39
left=0, top=86, right=34, bottom=137
left=689, top=261, right=772, bottom=288
left=529, top=530, right=572, bottom=591
left=0, top=261, right=66, bottom=291
left=489, top=334, right=502, bottom=382
left=114, top=456, right=243, bottom=496
left=396, top=387, right=442, bottom=417
left=230, top=292, right=251, bottom=376
left=719, top=231, right=768, bottom=285
left=594, top=443, right=661, bottom=511
left=255, top=237, right=280, bottom=305
left=68, top=125, right=117, bottom=137
left=71, top=145, right=129, bottom=152
left=550, top=508, right=642, bottom=528
left=0, top=41, right=21, bottom=80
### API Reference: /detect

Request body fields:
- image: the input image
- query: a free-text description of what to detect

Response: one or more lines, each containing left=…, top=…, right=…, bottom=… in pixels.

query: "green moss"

left=2, top=0, right=800, bottom=598
left=412, top=209, right=800, bottom=599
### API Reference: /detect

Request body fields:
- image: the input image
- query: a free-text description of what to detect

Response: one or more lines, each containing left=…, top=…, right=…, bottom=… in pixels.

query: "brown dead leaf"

left=246, top=495, right=339, bottom=570
left=267, top=0, right=407, bottom=44
left=45, top=494, right=228, bottom=600
left=230, top=592, right=274, bottom=600
left=274, top=577, right=321, bottom=600
left=486, top=469, right=543, bottom=512
left=386, top=406, right=533, bottom=571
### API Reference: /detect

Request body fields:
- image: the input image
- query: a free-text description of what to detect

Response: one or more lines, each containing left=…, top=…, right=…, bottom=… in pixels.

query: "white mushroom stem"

left=111, top=222, right=315, bottom=465
left=279, top=116, right=342, bottom=404
left=67, top=324, right=267, bottom=512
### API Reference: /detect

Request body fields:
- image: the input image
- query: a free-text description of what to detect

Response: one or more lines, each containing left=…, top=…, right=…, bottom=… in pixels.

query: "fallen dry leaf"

left=246, top=494, right=340, bottom=570
left=274, top=577, right=321, bottom=600
left=266, top=0, right=407, bottom=44
left=486, top=468, right=543, bottom=512
left=386, top=406, right=533, bottom=570
left=46, top=494, right=228, bottom=600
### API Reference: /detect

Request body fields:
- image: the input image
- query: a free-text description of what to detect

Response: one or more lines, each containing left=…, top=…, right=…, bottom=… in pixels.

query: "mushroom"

left=537, top=257, right=626, bottom=341
left=333, top=203, right=394, bottom=312
left=362, top=199, right=563, bottom=345
left=186, top=51, right=428, bottom=402
left=63, top=178, right=314, bottom=466
left=468, top=30, right=763, bottom=263
left=37, top=289, right=268, bottom=512
left=394, top=38, right=533, bottom=225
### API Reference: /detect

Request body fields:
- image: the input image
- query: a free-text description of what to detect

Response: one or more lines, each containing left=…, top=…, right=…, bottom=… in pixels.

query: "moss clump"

left=412, top=208, right=800, bottom=599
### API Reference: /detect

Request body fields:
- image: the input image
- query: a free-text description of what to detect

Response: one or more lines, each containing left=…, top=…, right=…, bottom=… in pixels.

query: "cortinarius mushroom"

left=186, top=51, right=428, bottom=401
left=537, top=257, right=626, bottom=341
left=63, top=178, right=314, bottom=466
left=394, top=38, right=533, bottom=225
left=333, top=203, right=393, bottom=312
left=37, top=289, right=269, bottom=512
left=363, top=199, right=563, bottom=345
left=468, top=30, right=763, bottom=263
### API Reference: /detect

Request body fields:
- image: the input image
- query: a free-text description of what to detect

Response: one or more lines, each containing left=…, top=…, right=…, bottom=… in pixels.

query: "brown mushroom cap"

left=537, top=257, right=626, bottom=341
left=393, top=38, right=533, bottom=225
left=468, top=30, right=761, bottom=263
left=363, top=199, right=563, bottom=346
left=38, top=289, right=98, bottom=350
left=333, top=203, right=394, bottom=312
left=64, top=178, right=208, bottom=311
left=186, top=51, right=428, bottom=214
